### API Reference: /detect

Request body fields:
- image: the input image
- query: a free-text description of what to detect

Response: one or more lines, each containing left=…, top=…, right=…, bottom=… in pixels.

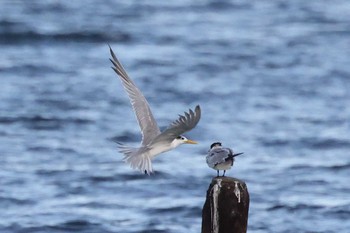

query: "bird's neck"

left=170, top=140, right=182, bottom=149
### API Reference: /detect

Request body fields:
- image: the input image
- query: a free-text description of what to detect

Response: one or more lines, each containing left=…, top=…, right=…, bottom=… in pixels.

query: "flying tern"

left=206, top=142, right=243, bottom=177
left=109, top=46, right=201, bottom=175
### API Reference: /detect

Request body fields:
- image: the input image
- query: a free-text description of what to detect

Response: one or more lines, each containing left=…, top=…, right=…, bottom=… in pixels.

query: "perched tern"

left=109, top=46, right=201, bottom=175
left=206, top=142, right=243, bottom=177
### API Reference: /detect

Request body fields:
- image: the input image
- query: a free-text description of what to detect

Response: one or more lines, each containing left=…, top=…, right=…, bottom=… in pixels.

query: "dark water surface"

left=1, top=1, right=350, bottom=232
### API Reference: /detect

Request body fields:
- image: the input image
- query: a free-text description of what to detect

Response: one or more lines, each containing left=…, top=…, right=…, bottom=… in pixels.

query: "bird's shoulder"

left=206, top=148, right=230, bottom=164
left=208, top=147, right=231, bottom=156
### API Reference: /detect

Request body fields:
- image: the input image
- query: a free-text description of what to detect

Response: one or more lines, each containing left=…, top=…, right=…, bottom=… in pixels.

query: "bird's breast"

left=214, top=160, right=233, bottom=170
left=148, top=143, right=173, bottom=158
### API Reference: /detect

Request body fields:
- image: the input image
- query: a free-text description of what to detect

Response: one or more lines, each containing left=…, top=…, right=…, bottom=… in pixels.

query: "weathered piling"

left=201, top=177, right=249, bottom=233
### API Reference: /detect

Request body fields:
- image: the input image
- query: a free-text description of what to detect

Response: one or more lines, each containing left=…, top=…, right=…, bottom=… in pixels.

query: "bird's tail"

left=117, top=143, right=154, bottom=175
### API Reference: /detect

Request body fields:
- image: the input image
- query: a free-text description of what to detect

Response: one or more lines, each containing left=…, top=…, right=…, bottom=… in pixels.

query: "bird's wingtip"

left=233, top=152, right=244, bottom=157
left=195, top=105, right=201, bottom=114
left=109, top=45, right=115, bottom=57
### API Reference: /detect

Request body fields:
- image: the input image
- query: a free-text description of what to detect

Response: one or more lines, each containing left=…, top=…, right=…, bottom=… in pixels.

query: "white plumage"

left=109, top=46, right=201, bottom=175
left=206, top=142, right=243, bottom=177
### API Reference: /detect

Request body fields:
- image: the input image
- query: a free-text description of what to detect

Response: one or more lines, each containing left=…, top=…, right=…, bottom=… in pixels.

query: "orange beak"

left=185, top=139, right=198, bottom=144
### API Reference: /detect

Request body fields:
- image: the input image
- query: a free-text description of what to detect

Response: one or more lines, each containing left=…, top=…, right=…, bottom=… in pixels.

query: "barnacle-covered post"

left=201, top=177, right=249, bottom=233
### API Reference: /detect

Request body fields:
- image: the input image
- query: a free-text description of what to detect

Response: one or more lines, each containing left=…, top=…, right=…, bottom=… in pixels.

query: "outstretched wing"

left=109, top=46, right=161, bottom=146
left=152, top=105, right=201, bottom=143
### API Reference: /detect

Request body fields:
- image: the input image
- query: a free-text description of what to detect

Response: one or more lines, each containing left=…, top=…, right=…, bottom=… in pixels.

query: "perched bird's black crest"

left=210, top=142, right=222, bottom=149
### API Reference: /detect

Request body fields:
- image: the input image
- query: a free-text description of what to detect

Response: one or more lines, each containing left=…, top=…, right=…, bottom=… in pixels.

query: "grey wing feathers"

left=169, top=105, right=201, bottom=134
left=206, top=148, right=231, bottom=168
left=154, top=105, right=201, bottom=142
left=109, top=46, right=161, bottom=146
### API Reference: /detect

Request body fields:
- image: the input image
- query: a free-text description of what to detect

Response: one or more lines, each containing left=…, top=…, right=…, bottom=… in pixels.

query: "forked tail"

left=117, top=143, right=154, bottom=175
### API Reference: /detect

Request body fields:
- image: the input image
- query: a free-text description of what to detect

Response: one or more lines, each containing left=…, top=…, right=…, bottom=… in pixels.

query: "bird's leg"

left=222, top=170, right=226, bottom=177
left=217, top=170, right=219, bottom=177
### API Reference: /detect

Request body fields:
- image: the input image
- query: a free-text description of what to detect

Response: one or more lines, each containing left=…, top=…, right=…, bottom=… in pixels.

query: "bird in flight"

left=206, top=142, right=243, bottom=177
left=109, top=46, right=201, bottom=175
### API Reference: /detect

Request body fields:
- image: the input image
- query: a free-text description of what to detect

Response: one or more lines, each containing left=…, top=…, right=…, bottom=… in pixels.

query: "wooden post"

left=201, top=177, right=249, bottom=233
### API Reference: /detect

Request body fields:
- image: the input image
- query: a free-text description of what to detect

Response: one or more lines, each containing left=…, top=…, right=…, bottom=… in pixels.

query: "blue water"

left=1, top=1, right=350, bottom=232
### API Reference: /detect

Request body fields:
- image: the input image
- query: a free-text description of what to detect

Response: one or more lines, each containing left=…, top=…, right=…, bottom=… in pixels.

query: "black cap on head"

left=210, top=142, right=222, bottom=149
